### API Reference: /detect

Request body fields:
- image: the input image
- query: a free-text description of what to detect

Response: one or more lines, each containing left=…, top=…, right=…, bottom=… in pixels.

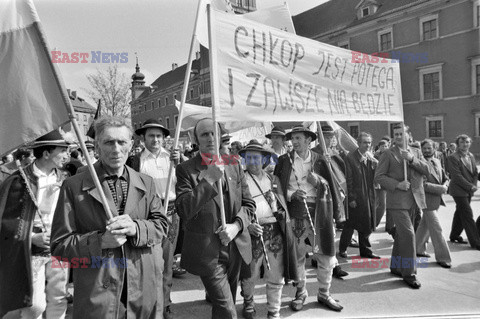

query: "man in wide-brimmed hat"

left=0, top=130, right=71, bottom=318
left=239, top=140, right=298, bottom=319
left=266, top=126, right=287, bottom=156
left=274, top=125, right=344, bottom=312
left=127, top=118, right=184, bottom=318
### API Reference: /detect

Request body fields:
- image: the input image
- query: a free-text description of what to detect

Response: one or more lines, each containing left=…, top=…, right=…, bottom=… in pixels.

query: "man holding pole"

left=374, top=124, right=429, bottom=289
left=274, top=125, right=343, bottom=312
left=51, top=116, right=169, bottom=318
left=175, top=118, right=255, bottom=319
left=126, top=118, right=182, bottom=318
left=0, top=130, right=70, bottom=318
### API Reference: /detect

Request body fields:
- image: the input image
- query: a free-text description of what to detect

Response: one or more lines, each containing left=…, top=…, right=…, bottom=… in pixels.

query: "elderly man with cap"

left=0, top=130, right=70, bottom=318
left=126, top=118, right=183, bottom=318
left=239, top=140, right=298, bottom=319
left=274, top=125, right=343, bottom=312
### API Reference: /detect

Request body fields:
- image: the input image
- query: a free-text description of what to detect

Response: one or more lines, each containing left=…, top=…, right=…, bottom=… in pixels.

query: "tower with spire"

left=131, top=55, right=146, bottom=101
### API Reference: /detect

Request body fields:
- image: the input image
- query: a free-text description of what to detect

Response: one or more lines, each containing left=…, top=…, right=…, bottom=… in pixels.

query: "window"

left=83, top=114, right=87, bottom=121
left=378, top=29, right=393, bottom=51
left=204, top=80, right=211, bottom=94
left=165, top=96, right=169, bottom=106
left=475, top=113, right=480, bottom=137
left=348, top=123, right=359, bottom=138
left=199, top=85, right=203, bottom=95
left=151, top=101, right=154, bottom=110
left=418, top=64, right=443, bottom=100
left=474, top=1, right=480, bottom=28
left=420, top=15, right=438, bottom=41
left=423, top=72, right=440, bottom=100
left=470, top=56, right=480, bottom=95
left=362, top=7, right=369, bottom=17
left=174, top=115, right=179, bottom=126
left=165, top=116, right=170, bottom=129
left=158, top=99, right=161, bottom=108
left=426, top=116, right=443, bottom=138
left=173, top=93, right=177, bottom=101
left=190, top=88, right=194, bottom=99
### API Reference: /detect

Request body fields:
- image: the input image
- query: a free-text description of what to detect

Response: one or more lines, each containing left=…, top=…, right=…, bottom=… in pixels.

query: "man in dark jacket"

left=447, top=134, right=480, bottom=249
left=275, top=125, right=343, bottom=313
left=339, top=132, right=380, bottom=259
left=0, top=130, right=70, bottom=318
left=175, top=118, right=255, bottom=319
left=51, top=116, right=169, bottom=318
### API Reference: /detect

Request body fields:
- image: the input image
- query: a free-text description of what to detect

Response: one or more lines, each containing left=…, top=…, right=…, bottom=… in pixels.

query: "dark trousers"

left=450, top=196, right=480, bottom=248
left=339, top=225, right=372, bottom=256
left=200, top=244, right=242, bottom=319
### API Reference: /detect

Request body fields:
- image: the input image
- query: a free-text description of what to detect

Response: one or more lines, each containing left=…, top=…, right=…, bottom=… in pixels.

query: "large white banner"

left=211, top=10, right=404, bottom=123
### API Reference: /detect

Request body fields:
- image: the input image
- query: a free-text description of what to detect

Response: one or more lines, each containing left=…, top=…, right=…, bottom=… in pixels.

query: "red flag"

left=0, top=0, right=70, bottom=156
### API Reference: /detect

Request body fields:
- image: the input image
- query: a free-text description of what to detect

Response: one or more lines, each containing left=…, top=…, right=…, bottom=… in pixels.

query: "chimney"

left=71, top=91, right=77, bottom=99
left=172, top=63, right=178, bottom=70
left=195, top=51, right=201, bottom=60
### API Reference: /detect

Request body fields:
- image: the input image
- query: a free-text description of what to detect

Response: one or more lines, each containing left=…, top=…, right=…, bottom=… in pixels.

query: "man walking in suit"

left=375, top=124, right=429, bottom=289
left=175, top=118, right=255, bottom=319
left=51, top=116, right=169, bottom=318
left=415, top=139, right=452, bottom=267
left=339, top=132, right=380, bottom=259
left=275, top=125, right=343, bottom=312
left=447, top=134, right=480, bottom=249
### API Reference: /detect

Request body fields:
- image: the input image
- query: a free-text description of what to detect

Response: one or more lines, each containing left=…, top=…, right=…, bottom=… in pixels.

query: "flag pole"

left=163, top=0, right=204, bottom=212
left=33, top=22, right=114, bottom=220
left=207, top=3, right=227, bottom=228
left=402, top=122, right=408, bottom=181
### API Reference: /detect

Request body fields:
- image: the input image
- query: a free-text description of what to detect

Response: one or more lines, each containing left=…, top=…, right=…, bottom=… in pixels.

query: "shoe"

left=172, top=265, right=187, bottom=277
left=290, top=291, right=307, bottom=311
left=360, top=253, right=381, bottom=259
left=205, top=292, right=211, bottom=303
left=338, top=251, right=348, bottom=258
left=450, top=236, right=468, bottom=244
left=416, top=253, right=431, bottom=258
left=332, top=265, right=349, bottom=278
left=390, top=269, right=402, bottom=277
left=164, top=306, right=173, bottom=319
left=267, top=311, right=280, bottom=319
left=242, top=309, right=256, bottom=319
left=349, top=238, right=359, bottom=248
left=317, top=294, right=343, bottom=312
left=437, top=261, right=452, bottom=268
left=404, top=277, right=421, bottom=289
left=243, top=298, right=256, bottom=319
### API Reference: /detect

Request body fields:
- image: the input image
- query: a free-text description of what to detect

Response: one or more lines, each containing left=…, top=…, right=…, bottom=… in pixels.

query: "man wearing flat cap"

left=127, top=118, right=182, bottom=318
left=1, top=130, right=70, bottom=318
left=266, top=126, right=287, bottom=156
left=274, top=125, right=343, bottom=313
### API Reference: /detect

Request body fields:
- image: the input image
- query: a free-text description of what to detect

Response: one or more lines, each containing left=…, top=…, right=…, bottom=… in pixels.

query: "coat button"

left=103, top=281, right=109, bottom=289
left=147, top=239, right=153, bottom=245
left=107, top=252, right=114, bottom=258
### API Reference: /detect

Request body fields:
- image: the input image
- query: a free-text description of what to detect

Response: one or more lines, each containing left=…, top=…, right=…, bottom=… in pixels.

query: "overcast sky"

left=33, top=0, right=329, bottom=105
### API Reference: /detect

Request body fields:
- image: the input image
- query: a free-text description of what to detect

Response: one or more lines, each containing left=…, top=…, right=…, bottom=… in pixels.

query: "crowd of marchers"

left=1, top=116, right=479, bottom=319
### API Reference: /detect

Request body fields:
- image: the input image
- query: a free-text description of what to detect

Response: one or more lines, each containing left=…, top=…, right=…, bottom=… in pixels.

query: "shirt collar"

left=294, top=150, right=311, bottom=163
left=98, top=161, right=129, bottom=181
left=32, top=162, right=57, bottom=178
left=141, top=147, right=169, bottom=160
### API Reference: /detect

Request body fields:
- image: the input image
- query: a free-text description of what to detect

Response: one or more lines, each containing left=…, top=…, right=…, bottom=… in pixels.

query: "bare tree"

left=86, top=65, right=131, bottom=117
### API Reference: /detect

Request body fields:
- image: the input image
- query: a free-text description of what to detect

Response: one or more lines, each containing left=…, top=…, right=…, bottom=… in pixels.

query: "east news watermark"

left=51, top=256, right=128, bottom=269
left=51, top=51, right=128, bottom=63
left=351, top=51, right=428, bottom=64
left=352, top=256, right=428, bottom=269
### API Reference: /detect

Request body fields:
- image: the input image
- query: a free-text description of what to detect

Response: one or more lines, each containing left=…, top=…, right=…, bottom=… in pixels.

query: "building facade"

left=64, top=89, right=96, bottom=141
left=293, top=0, right=480, bottom=153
